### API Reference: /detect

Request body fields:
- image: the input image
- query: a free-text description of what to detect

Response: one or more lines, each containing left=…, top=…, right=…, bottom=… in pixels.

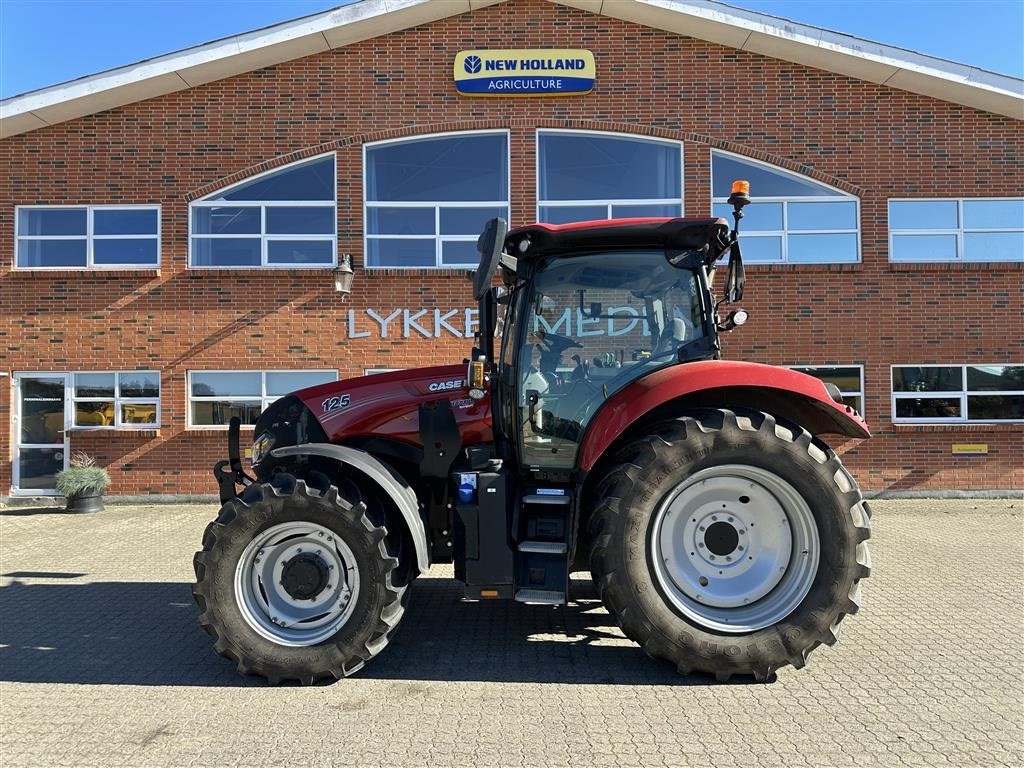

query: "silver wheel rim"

left=234, top=521, right=360, bottom=647
left=650, top=464, right=819, bottom=633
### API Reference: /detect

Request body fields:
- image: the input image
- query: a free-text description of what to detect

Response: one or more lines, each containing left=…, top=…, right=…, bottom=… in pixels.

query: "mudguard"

left=269, top=443, right=430, bottom=574
left=578, top=360, right=870, bottom=471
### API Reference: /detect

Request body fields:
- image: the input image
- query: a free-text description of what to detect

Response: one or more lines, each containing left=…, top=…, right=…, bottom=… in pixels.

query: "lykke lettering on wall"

left=347, top=308, right=479, bottom=339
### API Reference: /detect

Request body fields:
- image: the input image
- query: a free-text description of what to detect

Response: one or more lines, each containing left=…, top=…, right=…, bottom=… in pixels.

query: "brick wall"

left=1, top=0, right=1021, bottom=496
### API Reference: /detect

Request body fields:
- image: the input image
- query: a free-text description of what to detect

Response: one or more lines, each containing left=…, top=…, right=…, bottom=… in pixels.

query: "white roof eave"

left=1, top=0, right=1021, bottom=139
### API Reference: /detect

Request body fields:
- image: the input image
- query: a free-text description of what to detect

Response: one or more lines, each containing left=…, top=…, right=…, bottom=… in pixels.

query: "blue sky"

left=1, top=0, right=1022, bottom=99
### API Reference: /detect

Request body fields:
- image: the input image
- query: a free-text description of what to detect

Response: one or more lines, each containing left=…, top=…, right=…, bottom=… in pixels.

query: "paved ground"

left=0, top=499, right=1021, bottom=767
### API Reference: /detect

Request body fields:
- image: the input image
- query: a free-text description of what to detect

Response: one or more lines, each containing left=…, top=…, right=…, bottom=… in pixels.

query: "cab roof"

left=504, top=217, right=731, bottom=260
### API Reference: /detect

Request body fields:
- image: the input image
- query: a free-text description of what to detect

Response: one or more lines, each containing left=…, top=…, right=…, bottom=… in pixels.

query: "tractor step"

left=514, top=589, right=566, bottom=605
left=518, top=541, right=567, bottom=554
left=513, top=488, right=572, bottom=598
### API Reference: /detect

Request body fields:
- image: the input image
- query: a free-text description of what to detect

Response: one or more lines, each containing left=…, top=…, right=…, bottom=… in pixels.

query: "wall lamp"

left=333, top=253, right=354, bottom=299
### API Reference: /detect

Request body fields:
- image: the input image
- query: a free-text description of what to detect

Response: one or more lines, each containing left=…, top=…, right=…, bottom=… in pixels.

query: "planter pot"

left=65, top=493, right=105, bottom=514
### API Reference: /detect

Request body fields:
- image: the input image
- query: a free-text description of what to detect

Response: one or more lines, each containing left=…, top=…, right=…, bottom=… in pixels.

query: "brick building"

left=1, top=0, right=1021, bottom=500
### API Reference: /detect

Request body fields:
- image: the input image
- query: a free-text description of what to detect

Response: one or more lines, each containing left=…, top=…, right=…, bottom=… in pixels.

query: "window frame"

left=363, top=130, right=511, bottom=270
left=788, top=365, right=865, bottom=418
left=14, top=204, right=161, bottom=270
left=70, top=371, right=161, bottom=430
left=888, top=197, right=1024, bottom=263
left=188, top=153, right=337, bottom=270
left=890, top=364, right=1024, bottom=424
left=186, top=369, right=338, bottom=430
left=710, top=149, right=861, bottom=265
left=535, top=128, right=685, bottom=224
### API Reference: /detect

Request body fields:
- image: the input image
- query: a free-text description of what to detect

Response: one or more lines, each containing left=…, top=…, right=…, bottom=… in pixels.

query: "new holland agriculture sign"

left=454, top=49, right=595, bottom=96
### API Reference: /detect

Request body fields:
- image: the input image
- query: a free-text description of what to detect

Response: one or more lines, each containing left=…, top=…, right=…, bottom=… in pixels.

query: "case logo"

left=428, top=379, right=464, bottom=392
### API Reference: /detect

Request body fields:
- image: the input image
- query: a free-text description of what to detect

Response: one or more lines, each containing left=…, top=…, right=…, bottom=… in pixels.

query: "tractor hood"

left=251, top=364, right=492, bottom=467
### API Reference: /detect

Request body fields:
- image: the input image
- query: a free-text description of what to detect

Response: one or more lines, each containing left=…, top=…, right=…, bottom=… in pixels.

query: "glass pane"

left=441, top=240, right=480, bottom=266
left=267, top=240, right=334, bottom=265
left=366, top=134, right=507, bottom=202
left=962, top=199, right=1024, bottom=230
left=93, top=208, right=158, bottom=235
left=895, top=397, right=961, bottom=419
left=17, top=239, right=87, bottom=268
left=119, top=371, right=160, bottom=397
left=967, top=365, right=1024, bottom=391
left=539, top=133, right=680, bottom=201
left=18, top=448, right=65, bottom=490
left=890, top=234, right=958, bottom=262
left=365, top=238, right=435, bottom=268
left=18, top=208, right=86, bottom=236
left=192, top=207, right=261, bottom=235
left=266, top=207, right=335, bottom=235
left=737, top=235, right=783, bottom=262
left=191, top=372, right=261, bottom=398
left=75, top=373, right=115, bottom=398
left=75, top=402, right=114, bottom=427
left=612, top=203, right=681, bottom=219
left=19, top=377, right=65, bottom=444
left=792, top=366, right=862, bottom=392
left=191, top=238, right=261, bottom=267
left=788, top=201, right=857, bottom=231
left=121, top=403, right=158, bottom=425
left=93, top=239, right=158, bottom=266
left=539, top=205, right=608, bottom=224
left=191, top=400, right=263, bottom=427
left=888, top=200, right=958, bottom=230
left=893, top=366, right=961, bottom=392
left=209, top=156, right=334, bottom=202
left=843, top=394, right=863, bottom=413
left=788, top=233, right=858, bottom=263
left=265, top=371, right=335, bottom=396
left=963, top=232, right=1023, bottom=262
left=712, top=154, right=843, bottom=198
left=367, top=207, right=434, bottom=235
left=714, top=202, right=782, bottom=232
left=440, top=206, right=507, bottom=235
left=967, top=395, right=1024, bottom=421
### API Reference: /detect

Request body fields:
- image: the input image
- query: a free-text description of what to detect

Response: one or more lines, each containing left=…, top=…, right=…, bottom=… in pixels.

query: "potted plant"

left=54, top=452, right=111, bottom=513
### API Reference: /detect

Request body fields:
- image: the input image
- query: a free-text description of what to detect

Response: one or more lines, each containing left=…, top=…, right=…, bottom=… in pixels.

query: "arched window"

left=363, top=131, right=509, bottom=268
left=712, top=151, right=860, bottom=264
left=537, top=130, right=683, bottom=223
left=189, top=154, right=336, bottom=268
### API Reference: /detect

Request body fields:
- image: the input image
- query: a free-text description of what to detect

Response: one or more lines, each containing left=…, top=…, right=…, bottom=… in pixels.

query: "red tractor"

left=193, top=182, right=871, bottom=684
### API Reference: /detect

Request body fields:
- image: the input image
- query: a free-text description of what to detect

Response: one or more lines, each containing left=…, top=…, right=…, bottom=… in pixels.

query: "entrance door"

left=12, top=373, right=70, bottom=495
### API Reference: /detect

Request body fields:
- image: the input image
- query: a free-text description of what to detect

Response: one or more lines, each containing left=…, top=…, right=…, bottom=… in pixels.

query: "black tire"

left=192, top=474, right=406, bottom=684
left=588, top=408, right=871, bottom=681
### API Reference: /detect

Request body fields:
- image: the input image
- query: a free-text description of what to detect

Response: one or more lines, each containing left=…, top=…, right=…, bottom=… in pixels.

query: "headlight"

left=252, top=432, right=275, bottom=466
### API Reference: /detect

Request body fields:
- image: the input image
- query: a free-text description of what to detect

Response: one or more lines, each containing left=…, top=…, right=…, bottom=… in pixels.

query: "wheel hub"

left=280, top=553, right=330, bottom=600
left=650, top=464, right=820, bottom=633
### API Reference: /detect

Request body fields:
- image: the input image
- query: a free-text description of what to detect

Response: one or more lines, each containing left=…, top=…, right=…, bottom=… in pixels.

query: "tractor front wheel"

left=588, top=408, right=871, bottom=681
left=193, top=474, right=406, bottom=684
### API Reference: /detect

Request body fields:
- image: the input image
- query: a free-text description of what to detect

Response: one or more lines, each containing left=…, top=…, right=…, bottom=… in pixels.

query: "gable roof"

left=2, top=0, right=1021, bottom=138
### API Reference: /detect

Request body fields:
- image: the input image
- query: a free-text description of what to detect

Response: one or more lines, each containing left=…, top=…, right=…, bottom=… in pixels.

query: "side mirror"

left=474, top=218, right=508, bottom=300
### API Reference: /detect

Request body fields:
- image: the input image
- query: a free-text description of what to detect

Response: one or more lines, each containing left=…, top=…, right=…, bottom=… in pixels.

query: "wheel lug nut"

left=699, top=526, right=705, bottom=532
left=738, top=546, right=744, bottom=551
left=739, top=529, right=746, bottom=535
left=318, top=532, right=324, bottom=537
left=698, top=543, right=704, bottom=549
left=711, top=515, right=718, bottom=521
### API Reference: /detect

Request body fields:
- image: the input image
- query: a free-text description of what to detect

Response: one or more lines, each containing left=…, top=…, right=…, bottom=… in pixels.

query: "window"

left=891, top=365, right=1024, bottom=423
left=711, top=151, right=859, bottom=264
left=790, top=365, right=865, bottom=415
left=888, top=199, right=1024, bottom=262
left=189, top=154, right=336, bottom=268
left=364, top=131, right=509, bottom=268
left=16, top=205, right=160, bottom=268
left=72, top=371, right=160, bottom=428
left=537, top=130, right=682, bottom=224
left=188, top=370, right=337, bottom=428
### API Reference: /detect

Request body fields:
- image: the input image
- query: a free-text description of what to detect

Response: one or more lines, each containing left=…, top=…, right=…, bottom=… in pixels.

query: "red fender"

left=578, top=360, right=870, bottom=471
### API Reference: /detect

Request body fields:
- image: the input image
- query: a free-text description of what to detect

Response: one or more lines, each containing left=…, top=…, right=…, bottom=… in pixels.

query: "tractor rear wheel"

left=588, top=408, right=871, bottom=681
left=193, top=474, right=406, bottom=684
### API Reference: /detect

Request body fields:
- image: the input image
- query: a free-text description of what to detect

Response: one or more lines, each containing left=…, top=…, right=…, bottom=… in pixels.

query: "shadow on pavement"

left=0, top=576, right=752, bottom=687
left=0, top=507, right=73, bottom=517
